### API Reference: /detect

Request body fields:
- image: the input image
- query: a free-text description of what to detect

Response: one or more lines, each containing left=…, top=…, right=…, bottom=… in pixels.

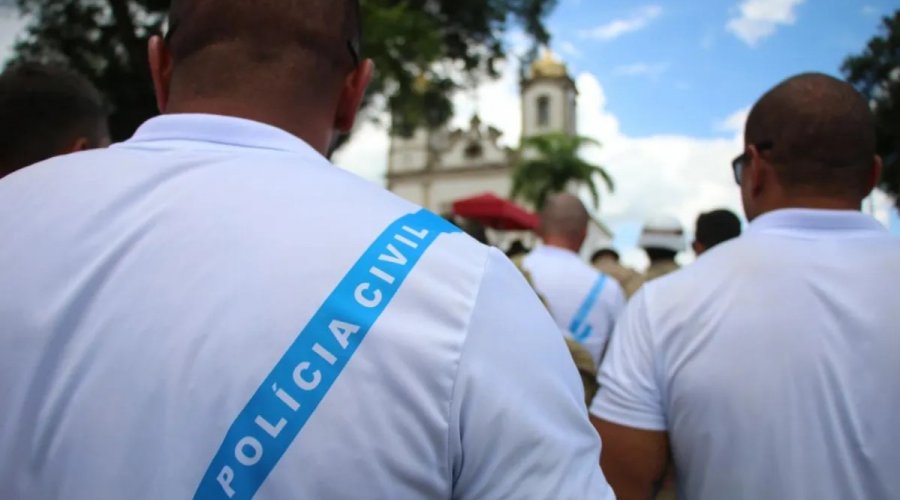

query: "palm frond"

left=513, top=133, right=615, bottom=210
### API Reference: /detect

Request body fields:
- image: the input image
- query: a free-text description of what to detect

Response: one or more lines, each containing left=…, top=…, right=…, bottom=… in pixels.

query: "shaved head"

left=540, top=193, right=590, bottom=250
left=166, top=0, right=361, bottom=99
left=745, top=73, right=876, bottom=199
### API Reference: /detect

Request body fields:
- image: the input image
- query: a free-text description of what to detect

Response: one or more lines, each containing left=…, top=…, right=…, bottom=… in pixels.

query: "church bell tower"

left=521, top=50, right=578, bottom=140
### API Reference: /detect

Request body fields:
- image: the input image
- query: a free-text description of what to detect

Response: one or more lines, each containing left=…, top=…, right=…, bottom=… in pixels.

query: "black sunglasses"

left=731, top=141, right=773, bottom=186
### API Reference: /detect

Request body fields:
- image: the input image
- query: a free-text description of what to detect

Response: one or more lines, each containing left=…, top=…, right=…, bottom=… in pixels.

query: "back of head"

left=165, top=0, right=360, bottom=105
left=0, top=62, right=108, bottom=178
left=695, top=209, right=742, bottom=251
left=639, top=215, right=686, bottom=256
left=745, top=72, right=876, bottom=201
left=539, top=193, right=590, bottom=251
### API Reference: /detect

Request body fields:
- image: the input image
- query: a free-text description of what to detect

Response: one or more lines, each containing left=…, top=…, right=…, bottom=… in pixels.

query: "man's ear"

left=747, top=144, right=770, bottom=198
left=865, top=156, right=884, bottom=197
left=148, top=35, right=174, bottom=113
left=692, top=241, right=705, bottom=256
left=67, top=137, right=91, bottom=154
left=334, top=59, right=375, bottom=133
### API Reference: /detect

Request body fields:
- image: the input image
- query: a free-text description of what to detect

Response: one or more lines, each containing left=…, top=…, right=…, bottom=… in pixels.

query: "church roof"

left=531, top=50, right=569, bottom=79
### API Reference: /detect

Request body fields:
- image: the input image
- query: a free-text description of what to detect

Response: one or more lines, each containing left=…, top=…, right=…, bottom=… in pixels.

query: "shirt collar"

left=748, top=208, right=886, bottom=234
left=533, top=245, right=581, bottom=259
left=122, top=113, right=324, bottom=159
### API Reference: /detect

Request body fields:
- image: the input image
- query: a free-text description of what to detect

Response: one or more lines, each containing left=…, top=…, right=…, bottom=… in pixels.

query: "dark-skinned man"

left=591, top=73, right=900, bottom=500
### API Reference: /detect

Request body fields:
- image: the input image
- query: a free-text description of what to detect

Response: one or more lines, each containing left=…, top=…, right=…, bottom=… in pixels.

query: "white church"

left=386, top=51, right=613, bottom=251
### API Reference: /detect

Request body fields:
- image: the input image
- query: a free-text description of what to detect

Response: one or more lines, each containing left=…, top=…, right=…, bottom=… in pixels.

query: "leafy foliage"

left=511, top=133, right=614, bottom=211
left=842, top=10, right=900, bottom=208
left=5, top=0, right=558, bottom=141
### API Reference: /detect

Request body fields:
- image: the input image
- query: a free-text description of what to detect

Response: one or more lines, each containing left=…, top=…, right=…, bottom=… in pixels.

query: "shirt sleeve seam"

left=445, top=245, right=495, bottom=491
left=637, top=286, right=668, bottom=426
left=590, top=402, right=668, bottom=432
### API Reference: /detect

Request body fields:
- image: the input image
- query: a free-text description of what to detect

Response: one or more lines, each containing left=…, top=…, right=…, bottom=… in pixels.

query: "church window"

left=537, top=95, right=550, bottom=128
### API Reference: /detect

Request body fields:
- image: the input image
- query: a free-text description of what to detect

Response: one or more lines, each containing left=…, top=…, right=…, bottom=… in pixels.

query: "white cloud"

left=612, top=62, right=670, bottom=78
left=558, top=41, right=582, bottom=59
left=727, top=0, right=804, bottom=47
left=574, top=73, right=744, bottom=232
left=716, top=106, right=751, bottom=139
left=450, top=59, right=522, bottom=147
left=862, top=5, right=880, bottom=16
left=580, top=5, right=663, bottom=41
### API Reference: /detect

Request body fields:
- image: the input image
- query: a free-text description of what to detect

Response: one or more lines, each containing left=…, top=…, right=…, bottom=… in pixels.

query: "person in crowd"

left=0, top=1, right=615, bottom=498
left=622, top=215, right=686, bottom=297
left=0, top=62, right=110, bottom=179
left=505, top=239, right=530, bottom=259
left=509, top=240, right=599, bottom=407
left=566, top=337, right=600, bottom=407
left=692, top=209, right=742, bottom=256
left=591, top=73, right=900, bottom=500
left=458, top=217, right=488, bottom=244
left=523, top=193, right=626, bottom=366
left=591, top=248, right=640, bottom=292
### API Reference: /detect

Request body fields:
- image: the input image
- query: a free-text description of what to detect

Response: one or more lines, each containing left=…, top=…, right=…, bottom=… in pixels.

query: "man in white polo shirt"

left=591, top=72, right=900, bottom=500
left=524, top=193, right=626, bottom=366
left=0, top=1, right=615, bottom=499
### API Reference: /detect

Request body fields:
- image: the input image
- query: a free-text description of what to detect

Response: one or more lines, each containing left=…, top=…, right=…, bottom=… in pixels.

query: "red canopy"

left=452, top=193, right=540, bottom=231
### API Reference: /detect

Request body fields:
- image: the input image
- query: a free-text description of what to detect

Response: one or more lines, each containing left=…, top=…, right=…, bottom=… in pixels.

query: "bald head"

left=165, top=0, right=360, bottom=101
left=540, top=193, right=590, bottom=251
left=745, top=73, right=877, bottom=200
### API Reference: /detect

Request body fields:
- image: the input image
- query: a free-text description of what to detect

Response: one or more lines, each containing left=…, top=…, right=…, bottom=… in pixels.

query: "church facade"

left=386, top=52, right=613, bottom=249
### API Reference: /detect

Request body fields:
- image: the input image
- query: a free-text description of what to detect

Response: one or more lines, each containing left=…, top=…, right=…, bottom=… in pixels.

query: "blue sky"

left=547, top=0, right=897, bottom=138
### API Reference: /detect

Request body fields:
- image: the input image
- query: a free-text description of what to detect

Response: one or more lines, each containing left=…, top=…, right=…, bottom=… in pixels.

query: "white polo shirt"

left=592, top=208, right=900, bottom=500
left=0, top=114, right=614, bottom=500
left=523, top=246, right=626, bottom=366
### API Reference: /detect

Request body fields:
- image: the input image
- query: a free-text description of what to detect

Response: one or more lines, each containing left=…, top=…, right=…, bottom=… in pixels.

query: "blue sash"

left=194, top=209, right=459, bottom=499
left=569, top=274, right=608, bottom=343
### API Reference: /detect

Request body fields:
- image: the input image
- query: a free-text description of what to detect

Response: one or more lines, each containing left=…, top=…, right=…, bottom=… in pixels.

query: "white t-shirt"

left=523, top=246, right=626, bottom=366
left=592, top=208, right=900, bottom=500
left=0, top=114, right=614, bottom=500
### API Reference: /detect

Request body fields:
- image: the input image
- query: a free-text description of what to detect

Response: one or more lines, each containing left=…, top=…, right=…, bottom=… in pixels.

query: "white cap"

left=638, top=215, right=686, bottom=252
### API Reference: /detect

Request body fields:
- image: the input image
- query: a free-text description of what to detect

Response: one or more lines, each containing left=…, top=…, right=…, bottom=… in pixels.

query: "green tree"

left=4, top=0, right=558, bottom=141
left=842, top=10, right=900, bottom=208
left=511, top=133, right=614, bottom=211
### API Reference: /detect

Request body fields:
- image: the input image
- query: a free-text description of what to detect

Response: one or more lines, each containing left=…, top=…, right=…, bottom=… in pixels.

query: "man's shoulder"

left=640, top=237, right=750, bottom=306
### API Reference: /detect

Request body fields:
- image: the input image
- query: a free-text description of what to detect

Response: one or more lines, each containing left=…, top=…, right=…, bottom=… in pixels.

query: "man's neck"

left=542, top=237, right=581, bottom=254
left=755, top=195, right=863, bottom=219
left=165, top=98, right=332, bottom=155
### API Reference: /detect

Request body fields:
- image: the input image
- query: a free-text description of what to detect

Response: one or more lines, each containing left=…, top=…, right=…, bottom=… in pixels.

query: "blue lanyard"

left=569, top=274, right=608, bottom=343
left=194, top=209, right=459, bottom=499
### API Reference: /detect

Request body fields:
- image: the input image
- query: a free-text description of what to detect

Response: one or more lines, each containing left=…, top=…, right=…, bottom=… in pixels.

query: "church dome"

left=531, top=50, right=568, bottom=79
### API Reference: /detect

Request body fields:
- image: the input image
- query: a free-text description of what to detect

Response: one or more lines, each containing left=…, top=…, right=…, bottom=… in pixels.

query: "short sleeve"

left=590, top=288, right=667, bottom=431
left=450, top=248, right=615, bottom=500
